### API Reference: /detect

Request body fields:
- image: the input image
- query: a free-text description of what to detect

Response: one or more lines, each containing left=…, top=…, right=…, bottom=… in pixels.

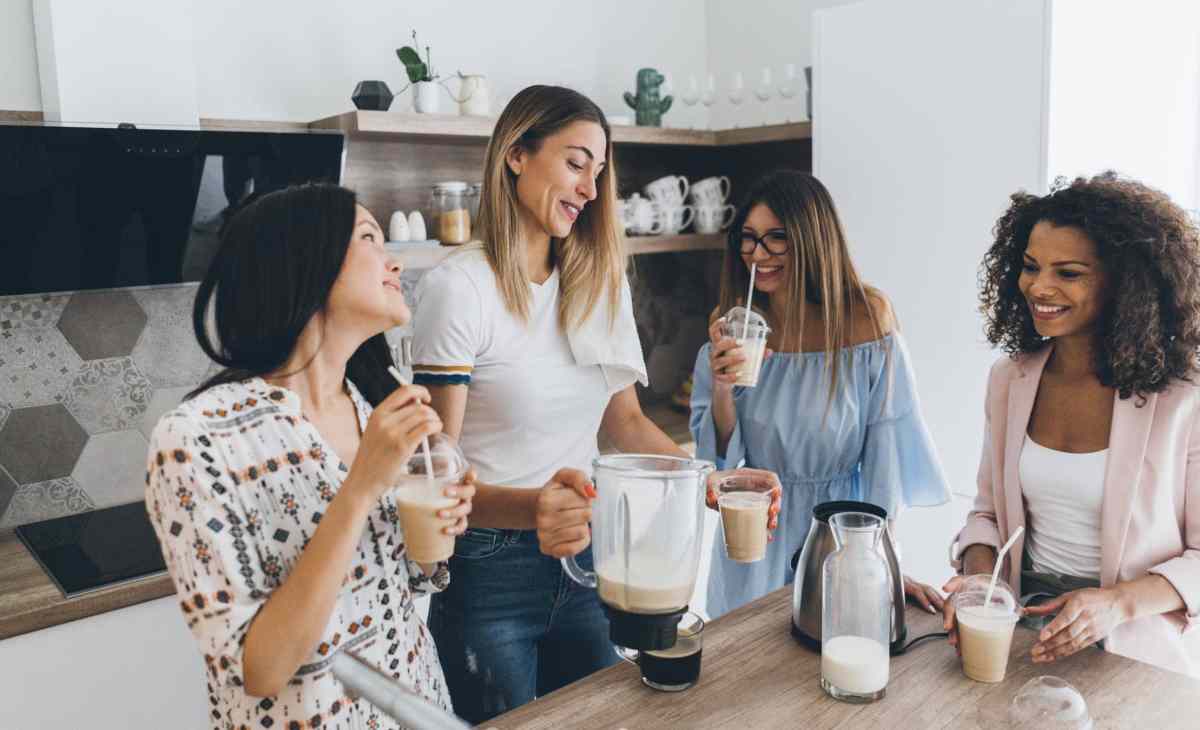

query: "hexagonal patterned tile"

left=131, top=283, right=200, bottom=323
left=0, top=294, right=71, bottom=333
left=56, top=290, right=148, bottom=361
left=0, top=467, right=16, bottom=523
left=0, top=477, right=96, bottom=529
left=131, top=317, right=213, bottom=388
left=60, top=357, right=153, bottom=434
left=138, top=386, right=192, bottom=442
left=0, top=404, right=89, bottom=484
left=71, top=429, right=149, bottom=509
left=0, top=327, right=85, bottom=408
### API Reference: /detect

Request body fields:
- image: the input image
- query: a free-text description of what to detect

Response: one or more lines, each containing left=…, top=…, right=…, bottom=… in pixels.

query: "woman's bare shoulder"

left=849, top=289, right=896, bottom=345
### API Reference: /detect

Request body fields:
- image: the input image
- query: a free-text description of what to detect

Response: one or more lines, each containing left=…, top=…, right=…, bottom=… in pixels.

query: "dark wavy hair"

left=980, top=171, right=1200, bottom=401
left=188, top=183, right=397, bottom=406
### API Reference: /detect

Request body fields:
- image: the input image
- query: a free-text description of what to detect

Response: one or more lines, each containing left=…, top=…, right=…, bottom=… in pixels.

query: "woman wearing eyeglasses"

left=690, top=170, right=951, bottom=618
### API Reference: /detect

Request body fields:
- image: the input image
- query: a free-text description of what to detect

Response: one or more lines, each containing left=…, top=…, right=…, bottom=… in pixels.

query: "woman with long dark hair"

left=945, top=172, right=1200, bottom=677
left=691, top=170, right=951, bottom=618
left=145, top=183, right=475, bottom=728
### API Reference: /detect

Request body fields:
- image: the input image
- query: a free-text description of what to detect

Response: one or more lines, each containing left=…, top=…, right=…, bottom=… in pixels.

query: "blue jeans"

left=428, top=528, right=618, bottom=724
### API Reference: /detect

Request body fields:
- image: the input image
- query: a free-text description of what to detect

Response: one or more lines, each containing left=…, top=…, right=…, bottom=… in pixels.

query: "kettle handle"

left=882, top=522, right=906, bottom=629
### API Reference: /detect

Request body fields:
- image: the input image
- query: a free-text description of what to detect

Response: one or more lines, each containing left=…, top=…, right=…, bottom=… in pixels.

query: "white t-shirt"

left=1019, top=435, right=1108, bottom=580
left=411, top=248, right=618, bottom=488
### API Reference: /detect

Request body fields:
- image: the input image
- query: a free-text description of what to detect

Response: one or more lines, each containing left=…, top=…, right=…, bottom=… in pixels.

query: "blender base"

left=605, top=605, right=687, bottom=651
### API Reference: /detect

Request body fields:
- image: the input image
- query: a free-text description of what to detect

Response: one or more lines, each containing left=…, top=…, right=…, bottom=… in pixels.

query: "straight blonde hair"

left=719, top=171, right=886, bottom=407
left=474, top=85, right=624, bottom=331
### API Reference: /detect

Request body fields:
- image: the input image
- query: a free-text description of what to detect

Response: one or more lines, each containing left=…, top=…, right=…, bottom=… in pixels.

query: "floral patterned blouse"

left=145, top=377, right=452, bottom=730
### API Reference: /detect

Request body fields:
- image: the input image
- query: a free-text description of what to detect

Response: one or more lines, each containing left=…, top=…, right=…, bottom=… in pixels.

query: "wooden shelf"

left=310, top=111, right=810, bottom=147
left=626, top=232, right=725, bottom=255
left=311, top=111, right=496, bottom=142
left=715, top=121, right=812, bottom=146
left=390, top=234, right=723, bottom=270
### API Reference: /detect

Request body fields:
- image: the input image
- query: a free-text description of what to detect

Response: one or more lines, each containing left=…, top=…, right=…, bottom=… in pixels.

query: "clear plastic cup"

left=1010, top=676, right=1093, bottom=729
left=720, top=306, right=770, bottom=387
left=393, top=433, right=468, bottom=563
left=714, top=472, right=773, bottom=563
left=953, top=574, right=1020, bottom=683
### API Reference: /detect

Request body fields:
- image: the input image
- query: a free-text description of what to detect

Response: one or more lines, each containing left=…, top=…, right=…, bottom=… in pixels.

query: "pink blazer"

left=955, top=347, right=1200, bottom=677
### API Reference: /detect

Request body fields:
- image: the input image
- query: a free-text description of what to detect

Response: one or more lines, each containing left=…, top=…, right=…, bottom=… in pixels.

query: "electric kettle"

left=791, top=500, right=907, bottom=654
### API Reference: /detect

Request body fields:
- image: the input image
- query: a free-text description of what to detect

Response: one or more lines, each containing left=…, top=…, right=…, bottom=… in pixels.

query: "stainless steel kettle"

left=791, top=500, right=907, bottom=654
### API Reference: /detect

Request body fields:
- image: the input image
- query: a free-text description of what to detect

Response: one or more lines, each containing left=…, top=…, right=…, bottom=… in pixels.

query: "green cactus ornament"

left=623, top=68, right=673, bottom=127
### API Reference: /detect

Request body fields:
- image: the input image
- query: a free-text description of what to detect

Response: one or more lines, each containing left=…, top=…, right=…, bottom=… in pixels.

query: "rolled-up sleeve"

left=690, top=344, right=746, bottom=469
left=1147, top=406, right=1200, bottom=631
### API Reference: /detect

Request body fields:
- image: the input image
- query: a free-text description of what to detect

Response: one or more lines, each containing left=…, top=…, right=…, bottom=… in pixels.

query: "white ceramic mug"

left=645, top=175, right=690, bottom=206
left=690, top=176, right=732, bottom=206
left=693, top=204, right=736, bottom=234
left=625, top=193, right=664, bottom=235
left=657, top=203, right=695, bottom=234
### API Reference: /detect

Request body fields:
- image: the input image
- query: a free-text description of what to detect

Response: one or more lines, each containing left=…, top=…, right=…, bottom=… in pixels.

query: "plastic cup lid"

left=400, top=432, right=468, bottom=482
left=723, top=306, right=769, bottom=333
left=1010, top=676, right=1092, bottom=729
left=954, top=573, right=1019, bottom=615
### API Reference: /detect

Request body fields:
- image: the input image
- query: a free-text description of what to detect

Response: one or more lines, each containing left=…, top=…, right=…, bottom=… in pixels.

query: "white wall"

left=0, top=597, right=207, bottom=730
left=813, top=0, right=1050, bottom=505
left=0, top=0, right=41, bottom=110
left=189, top=0, right=709, bottom=127
left=1046, top=0, right=1200, bottom=209
left=3, top=0, right=711, bottom=127
left=703, top=0, right=860, bottom=129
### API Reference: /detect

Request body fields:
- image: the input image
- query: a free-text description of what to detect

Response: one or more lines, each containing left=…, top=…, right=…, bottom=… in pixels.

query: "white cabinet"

left=0, top=596, right=207, bottom=730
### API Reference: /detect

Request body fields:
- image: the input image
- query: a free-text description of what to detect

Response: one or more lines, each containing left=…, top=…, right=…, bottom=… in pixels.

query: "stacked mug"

left=689, top=176, right=736, bottom=234
left=643, top=175, right=694, bottom=234
left=619, top=193, right=664, bottom=236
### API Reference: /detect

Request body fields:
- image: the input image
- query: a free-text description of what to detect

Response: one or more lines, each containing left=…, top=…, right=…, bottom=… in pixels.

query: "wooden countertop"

left=0, top=528, right=173, bottom=640
left=490, top=588, right=1200, bottom=729
left=0, top=402, right=694, bottom=640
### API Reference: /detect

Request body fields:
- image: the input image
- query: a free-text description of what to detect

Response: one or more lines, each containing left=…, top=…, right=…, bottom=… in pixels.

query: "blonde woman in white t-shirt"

left=410, top=85, right=782, bottom=723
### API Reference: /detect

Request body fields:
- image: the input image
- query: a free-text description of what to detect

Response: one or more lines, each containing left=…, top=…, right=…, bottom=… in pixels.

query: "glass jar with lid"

left=467, top=182, right=483, bottom=230
left=430, top=181, right=471, bottom=245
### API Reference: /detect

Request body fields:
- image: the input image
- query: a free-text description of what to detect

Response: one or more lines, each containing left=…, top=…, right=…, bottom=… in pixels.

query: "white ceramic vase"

left=413, top=81, right=440, bottom=114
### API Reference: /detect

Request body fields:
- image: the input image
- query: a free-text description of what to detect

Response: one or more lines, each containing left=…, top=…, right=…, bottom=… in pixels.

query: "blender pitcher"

left=562, top=454, right=713, bottom=650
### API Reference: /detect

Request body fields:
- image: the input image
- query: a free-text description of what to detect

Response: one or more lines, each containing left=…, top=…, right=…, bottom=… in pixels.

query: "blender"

left=562, top=454, right=713, bottom=651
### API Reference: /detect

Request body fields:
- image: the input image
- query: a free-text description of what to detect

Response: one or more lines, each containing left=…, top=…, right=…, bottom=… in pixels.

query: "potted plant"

left=396, top=30, right=440, bottom=114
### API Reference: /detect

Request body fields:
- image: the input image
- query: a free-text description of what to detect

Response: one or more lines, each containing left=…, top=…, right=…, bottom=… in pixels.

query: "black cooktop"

left=15, top=502, right=167, bottom=598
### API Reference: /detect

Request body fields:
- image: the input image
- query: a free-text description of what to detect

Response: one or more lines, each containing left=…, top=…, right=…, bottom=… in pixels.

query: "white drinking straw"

left=742, top=262, right=757, bottom=338
left=984, top=525, right=1024, bottom=606
left=388, top=366, right=435, bottom=482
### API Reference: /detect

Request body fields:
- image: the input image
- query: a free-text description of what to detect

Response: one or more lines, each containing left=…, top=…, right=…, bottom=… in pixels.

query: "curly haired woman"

left=942, top=172, right=1200, bottom=677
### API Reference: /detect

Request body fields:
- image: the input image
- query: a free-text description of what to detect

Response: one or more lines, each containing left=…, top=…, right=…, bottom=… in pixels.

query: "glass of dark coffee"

left=616, top=612, right=705, bottom=692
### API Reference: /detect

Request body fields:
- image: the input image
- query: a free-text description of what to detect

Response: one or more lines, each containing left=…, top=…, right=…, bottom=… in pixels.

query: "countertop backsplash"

left=0, top=283, right=215, bottom=528
left=0, top=250, right=718, bottom=529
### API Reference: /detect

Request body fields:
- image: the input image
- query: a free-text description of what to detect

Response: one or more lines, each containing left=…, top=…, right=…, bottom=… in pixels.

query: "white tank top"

left=1018, top=436, right=1108, bottom=580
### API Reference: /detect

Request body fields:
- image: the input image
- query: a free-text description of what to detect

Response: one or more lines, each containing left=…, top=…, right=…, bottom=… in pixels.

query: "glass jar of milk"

left=820, top=511, right=892, bottom=703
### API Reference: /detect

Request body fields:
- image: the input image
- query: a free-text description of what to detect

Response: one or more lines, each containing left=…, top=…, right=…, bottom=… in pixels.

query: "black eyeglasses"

left=736, top=229, right=790, bottom=255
